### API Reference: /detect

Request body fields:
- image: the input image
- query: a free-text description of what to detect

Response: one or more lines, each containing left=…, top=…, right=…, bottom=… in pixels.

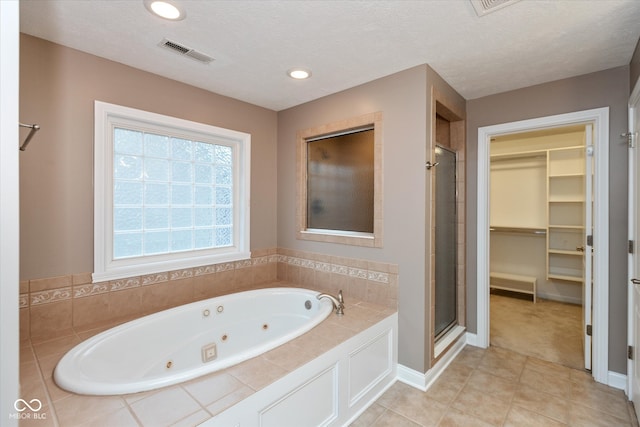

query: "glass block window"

left=94, top=101, right=250, bottom=282
left=113, top=129, right=234, bottom=258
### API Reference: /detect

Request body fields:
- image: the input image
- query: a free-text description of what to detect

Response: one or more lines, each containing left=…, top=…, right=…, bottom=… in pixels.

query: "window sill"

left=92, top=251, right=251, bottom=283
left=297, top=228, right=381, bottom=247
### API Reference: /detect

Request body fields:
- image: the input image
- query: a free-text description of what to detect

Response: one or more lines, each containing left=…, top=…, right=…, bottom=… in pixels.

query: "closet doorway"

left=488, top=125, right=590, bottom=370
left=476, top=108, right=610, bottom=383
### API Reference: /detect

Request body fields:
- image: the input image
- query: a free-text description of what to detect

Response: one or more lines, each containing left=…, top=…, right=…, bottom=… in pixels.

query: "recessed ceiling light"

left=144, top=0, right=185, bottom=21
left=287, top=68, right=312, bottom=80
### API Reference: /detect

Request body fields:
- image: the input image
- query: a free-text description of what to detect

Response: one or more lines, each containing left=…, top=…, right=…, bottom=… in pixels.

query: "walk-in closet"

left=489, top=124, right=589, bottom=369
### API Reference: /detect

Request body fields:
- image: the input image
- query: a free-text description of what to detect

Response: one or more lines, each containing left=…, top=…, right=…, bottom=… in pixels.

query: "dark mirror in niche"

left=306, top=126, right=374, bottom=233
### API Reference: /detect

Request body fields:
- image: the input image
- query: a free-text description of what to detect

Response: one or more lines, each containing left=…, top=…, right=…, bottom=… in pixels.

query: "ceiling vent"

left=159, top=38, right=214, bottom=64
left=470, top=0, right=521, bottom=16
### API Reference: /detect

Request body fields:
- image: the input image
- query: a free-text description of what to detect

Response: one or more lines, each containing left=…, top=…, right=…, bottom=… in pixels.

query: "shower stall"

left=434, top=145, right=458, bottom=340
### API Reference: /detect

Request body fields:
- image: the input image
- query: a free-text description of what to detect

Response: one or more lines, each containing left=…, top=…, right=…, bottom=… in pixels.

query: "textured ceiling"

left=19, top=0, right=640, bottom=111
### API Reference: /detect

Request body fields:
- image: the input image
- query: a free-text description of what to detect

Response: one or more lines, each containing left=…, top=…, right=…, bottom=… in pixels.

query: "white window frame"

left=93, top=101, right=250, bottom=282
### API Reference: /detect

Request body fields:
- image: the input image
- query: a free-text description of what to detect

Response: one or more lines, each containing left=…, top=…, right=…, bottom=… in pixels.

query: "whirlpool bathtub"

left=54, top=287, right=333, bottom=395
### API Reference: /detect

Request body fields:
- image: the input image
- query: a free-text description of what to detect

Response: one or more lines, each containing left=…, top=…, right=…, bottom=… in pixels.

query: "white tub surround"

left=28, top=295, right=395, bottom=426
left=205, top=311, right=398, bottom=427
left=54, top=288, right=332, bottom=395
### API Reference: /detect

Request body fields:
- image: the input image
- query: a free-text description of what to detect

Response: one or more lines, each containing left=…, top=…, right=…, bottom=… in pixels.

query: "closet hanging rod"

left=490, top=226, right=546, bottom=235
left=19, top=122, right=40, bottom=151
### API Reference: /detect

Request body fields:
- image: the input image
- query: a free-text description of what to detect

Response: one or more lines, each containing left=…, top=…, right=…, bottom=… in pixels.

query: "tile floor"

left=351, top=345, right=638, bottom=427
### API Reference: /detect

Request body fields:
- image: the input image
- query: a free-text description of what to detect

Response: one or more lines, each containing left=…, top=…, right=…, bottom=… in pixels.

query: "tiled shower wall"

left=20, top=248, right=398, bottom=342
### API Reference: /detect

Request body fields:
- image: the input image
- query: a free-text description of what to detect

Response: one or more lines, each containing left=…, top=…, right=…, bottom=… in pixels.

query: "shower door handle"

left=425, top=161, right=439, bottom=170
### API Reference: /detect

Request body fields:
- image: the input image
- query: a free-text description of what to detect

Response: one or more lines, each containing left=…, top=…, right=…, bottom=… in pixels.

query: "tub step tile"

left=182, top=372, right=246, bottom=407
left=75, top=407, right=139, bottom=427
left=170, top=409, right=212, bottom=427
left=227, top=356, right=288, bottom=391
left=53, top=394, right=125, bottom=426
left=262, top=341, right=317, bottom=371
left=205, top=385, right=254, bottom=417
left=129, top=386, right=201, bottom=427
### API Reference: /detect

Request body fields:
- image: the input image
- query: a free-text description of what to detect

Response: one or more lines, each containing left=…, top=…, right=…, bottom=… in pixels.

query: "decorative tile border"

left=252, top=256, right=268, bottom=266
left=234, top=259, right=253, bottom=269
left=170, top=269, right=193, bottom=280
left=30, top=287, right=73, bottom=306
left=142, top=272, right=169, bottom=286
left=368, top=271, right=390, bottom=283
left=276, top=254, right=392, bottom=285
left=20, top=247, right=398, bottom=341
left=315, top=262, right=331, bottom=273
left=331, top=264, right=349, bottom=276
left=110, top=277, right=141, bottom=292
left=19, top=250, right=281, bottom=309
left=348, top=267, right=368, bottom=279
left=18, top=248, right=397, bottom=314
left=194, top=265, right=216, bottom=276
left=274, top=250, right=398, bottom=308
left=74, top=283, right=110, bottom=298
left=216, top=262, right=235, bottom=273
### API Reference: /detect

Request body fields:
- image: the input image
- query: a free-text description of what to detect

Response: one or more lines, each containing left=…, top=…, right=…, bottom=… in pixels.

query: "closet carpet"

left=490, top=292, right=583, bottom=370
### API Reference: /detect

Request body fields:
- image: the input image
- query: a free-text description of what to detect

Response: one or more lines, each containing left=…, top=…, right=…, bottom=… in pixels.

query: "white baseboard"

left=397, top=332, right=466, bottom=391
left=396, top=364, right=429, bottom=391
left=465, top=332, right=482, bottom=348
left=608, top=371, right=627, bottom=392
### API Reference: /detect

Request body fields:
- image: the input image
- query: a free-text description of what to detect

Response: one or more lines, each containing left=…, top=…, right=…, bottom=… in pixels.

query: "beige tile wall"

left=20, top=248, right=398, bottom=341
left=276, top=248, right=398, bottom=309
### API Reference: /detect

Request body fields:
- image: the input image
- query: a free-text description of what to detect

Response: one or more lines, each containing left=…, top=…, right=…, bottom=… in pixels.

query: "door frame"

left=0, top=0, right=21, bottom=424
left=476, top=107, right=610, bottom=384
left=627, top=76, right=640, bottom=399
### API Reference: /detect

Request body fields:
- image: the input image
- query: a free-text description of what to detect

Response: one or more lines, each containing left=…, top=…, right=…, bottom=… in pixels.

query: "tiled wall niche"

left=20, top=248, right=398, bottom=342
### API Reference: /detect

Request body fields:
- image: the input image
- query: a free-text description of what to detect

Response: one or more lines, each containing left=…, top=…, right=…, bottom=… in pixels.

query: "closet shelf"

left=490, top=150, right=547, bottom=161
left=548, top=225, right=584, bottom=230
left=548, top=249, right=583, bottom=256
left=548, top=273, right=584, bottom=283
left=549, top=173, right=584, bottom=178
left=490, top=226, right=546, bottom=235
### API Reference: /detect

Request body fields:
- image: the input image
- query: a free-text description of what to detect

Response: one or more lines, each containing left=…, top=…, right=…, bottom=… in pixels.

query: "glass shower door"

left=434, top=145, right=457, bottom=340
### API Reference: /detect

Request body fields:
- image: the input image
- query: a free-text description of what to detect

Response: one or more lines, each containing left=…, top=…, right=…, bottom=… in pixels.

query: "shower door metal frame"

left=434, top=144, right=458, bottom=341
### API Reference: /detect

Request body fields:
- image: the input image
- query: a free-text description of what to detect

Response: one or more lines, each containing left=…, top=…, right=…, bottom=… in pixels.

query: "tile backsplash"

left=20, top=248, right=398, bottom=341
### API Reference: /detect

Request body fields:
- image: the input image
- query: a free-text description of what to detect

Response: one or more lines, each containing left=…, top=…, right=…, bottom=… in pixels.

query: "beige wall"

left=467, top=66, right=630, bottom=374
left=278, top=65, right=465, bottom=373
left=19, top=35, right=278, bottom=280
